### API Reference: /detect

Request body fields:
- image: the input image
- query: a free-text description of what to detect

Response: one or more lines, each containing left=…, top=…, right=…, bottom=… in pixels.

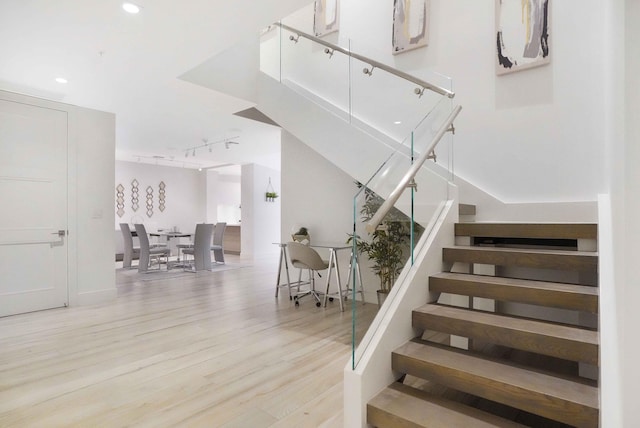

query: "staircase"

left=367, top=222, right=600, bottom=428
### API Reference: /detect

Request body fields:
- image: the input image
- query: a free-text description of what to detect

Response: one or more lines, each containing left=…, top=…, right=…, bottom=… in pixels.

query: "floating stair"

left=368, top=381, right=527, bottom=428
left=412, top=304, right=598, bottom=365
left=368, top=222, right=600, bottom=427
left=442, top=246, right=598, bottom=272
left=429, top=273, right=598, bottom=313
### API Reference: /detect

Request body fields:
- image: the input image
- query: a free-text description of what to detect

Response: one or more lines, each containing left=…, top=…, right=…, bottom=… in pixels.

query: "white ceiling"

left=0, top=0, right=308, bottom=170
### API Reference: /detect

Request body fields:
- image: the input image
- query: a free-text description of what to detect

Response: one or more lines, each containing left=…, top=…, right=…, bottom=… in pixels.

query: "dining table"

left=149, top=231, right=193, bottom=264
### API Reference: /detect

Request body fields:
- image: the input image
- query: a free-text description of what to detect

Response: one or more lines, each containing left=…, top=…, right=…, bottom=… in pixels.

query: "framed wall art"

left=496, top=0, right=550, bottom=75
left=392, top=0, right=429, bottom=55
left=313, top=0, right=339, bottom=37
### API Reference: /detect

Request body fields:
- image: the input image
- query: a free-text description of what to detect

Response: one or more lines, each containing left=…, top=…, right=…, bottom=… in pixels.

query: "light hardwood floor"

left=0, top=255, right=378, bottom=427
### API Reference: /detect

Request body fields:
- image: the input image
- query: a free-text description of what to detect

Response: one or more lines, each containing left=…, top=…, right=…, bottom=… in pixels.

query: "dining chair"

left=211, top=222, right=227, bottom=264
left=120, top=223, right=140, bottom=268
left=287, top=241, right=329, bottom=307
left=182, top=223, right=214, bottom=271
left=134, top=224, right=171, bottom=273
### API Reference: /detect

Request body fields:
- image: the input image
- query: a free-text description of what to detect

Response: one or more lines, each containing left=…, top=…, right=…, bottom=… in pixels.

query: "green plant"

left=293, top=227, right=308, bottom=236
left=265, top=191, right=279, bottom=201
left=348, top=183, right=421, bottom=293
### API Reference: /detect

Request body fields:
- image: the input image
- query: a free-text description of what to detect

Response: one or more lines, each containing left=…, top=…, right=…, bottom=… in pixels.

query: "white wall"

left=115, top=161, right=206, bottom=234
left=73, top=105, right=117, bottom=305
left=616, top=0, right=640, bottom=425
left=278, top=0, right=606, bottom=204
left=206, top=170, right=241, bottom=225
left=280, top=130, right=377, bottom=298
left=240, top=163, right=281, bottom=257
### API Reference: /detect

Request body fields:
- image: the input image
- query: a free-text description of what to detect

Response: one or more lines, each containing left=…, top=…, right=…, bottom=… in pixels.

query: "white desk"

left=312, top=243, right=364, bottom=312
left=274, top=243, right=293, bottom=300
left=274, top=242, right=364, bottom=312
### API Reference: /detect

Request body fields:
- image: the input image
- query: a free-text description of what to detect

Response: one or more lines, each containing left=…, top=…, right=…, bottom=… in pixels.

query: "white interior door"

left=0, top=99, right=68, bottom=317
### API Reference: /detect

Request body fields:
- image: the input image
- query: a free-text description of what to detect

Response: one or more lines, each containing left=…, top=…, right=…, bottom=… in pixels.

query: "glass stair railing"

left=350, top=102, right=461, bottom=369
left=260, top=22, right=462, bottom=371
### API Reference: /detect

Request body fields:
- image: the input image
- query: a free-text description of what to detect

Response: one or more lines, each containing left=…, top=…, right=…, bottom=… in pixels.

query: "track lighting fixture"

left=183, top=136, right=239, bottom=157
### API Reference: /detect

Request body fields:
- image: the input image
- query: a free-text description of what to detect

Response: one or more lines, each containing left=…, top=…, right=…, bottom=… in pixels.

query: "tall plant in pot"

left=348, top=184, right=422, bottom=305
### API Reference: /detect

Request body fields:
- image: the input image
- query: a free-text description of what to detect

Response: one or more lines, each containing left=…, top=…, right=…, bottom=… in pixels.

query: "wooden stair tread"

left=455, top=223, right=597, bottom=240
left=443, top=246, right=598, bottom=271
left=430, top=272, right=598, bottom=313
left=393, top=341, right=599, bottom=427
left=368, top=382, right=527, bottom=428
left=413, top=304, right=599, bottom=365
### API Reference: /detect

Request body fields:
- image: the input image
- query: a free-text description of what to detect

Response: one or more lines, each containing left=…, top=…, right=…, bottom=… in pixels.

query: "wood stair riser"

left=429, top=273, right=598, bottom=313
left=412, top=307, right=599, bottom=365
left=392, top=343, right=599, bottom=428
left=454, top=223, right=597, bottom=240
left=443, top=247, right=598, bottom=272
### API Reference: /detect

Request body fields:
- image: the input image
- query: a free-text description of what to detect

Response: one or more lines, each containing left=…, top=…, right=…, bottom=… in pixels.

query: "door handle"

left=51, top=230, right=66, bottom=237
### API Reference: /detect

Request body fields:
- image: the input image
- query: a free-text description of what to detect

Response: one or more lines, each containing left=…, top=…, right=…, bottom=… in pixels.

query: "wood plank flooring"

left=0, top=255, right=378, bottom=427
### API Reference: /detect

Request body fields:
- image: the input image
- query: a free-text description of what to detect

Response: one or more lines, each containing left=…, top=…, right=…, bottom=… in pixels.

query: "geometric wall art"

left=131, top=179, right=139, bottom=212
left=313, top=0, right=340, bottom=37
left=392, top=0, right=429, bottom=55
left=146, top=186, right=154, bottom=217
left=496, top=0, right=550, bottom=75
left=116, top=184, right=125, bottom=218
left=158, top=181, right=166, bottom=212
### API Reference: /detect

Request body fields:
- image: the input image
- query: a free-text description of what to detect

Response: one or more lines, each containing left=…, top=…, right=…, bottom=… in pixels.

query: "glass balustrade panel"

left=348, top=40, right=450, bottom=144
left=259, top=25, right=282, bottom=81
left=258, top=21, right=456, bottom=372
left=351, top=96, right=454, bottom=369
left=278, top=26, right=351, bottom=122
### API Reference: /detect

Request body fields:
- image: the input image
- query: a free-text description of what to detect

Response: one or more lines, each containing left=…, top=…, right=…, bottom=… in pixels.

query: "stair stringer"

left=344, top=191, right=458, bottom=428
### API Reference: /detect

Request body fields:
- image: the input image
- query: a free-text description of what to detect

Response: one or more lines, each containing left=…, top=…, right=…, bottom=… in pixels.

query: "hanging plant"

left=265, top=177, right=278, bottom=202
left=265, top=191, right=279, bottom=202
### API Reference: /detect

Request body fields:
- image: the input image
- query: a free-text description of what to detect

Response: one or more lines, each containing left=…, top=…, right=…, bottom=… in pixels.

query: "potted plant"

left=291, top=226, right=310, bottom=243
left=348, top=184, right=421, bottom=306
left=265, top=191, right=279, bottom=202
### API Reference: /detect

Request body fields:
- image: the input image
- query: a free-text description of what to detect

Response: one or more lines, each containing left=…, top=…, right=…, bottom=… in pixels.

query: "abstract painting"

left=392, top=0, right=429, bottom=55
left=496, top=0, right=550, bottom=75
left=313, top=0, right=339, bottom=37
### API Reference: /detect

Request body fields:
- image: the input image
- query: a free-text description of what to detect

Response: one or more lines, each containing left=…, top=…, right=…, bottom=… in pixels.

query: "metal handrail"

left=276, top=23, right=455, bottom=99
left=365, top=105, right=463, bottom=233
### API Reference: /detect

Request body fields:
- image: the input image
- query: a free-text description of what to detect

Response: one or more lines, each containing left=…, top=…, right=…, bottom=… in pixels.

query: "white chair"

left=211, top=222, right=227, bottom=264
left=134, top=224, right=171, bottom=272
left=120, top=223, right=139, bottom=268
left=287, top=241, right=329, bottom=307
left=182, top=223, right=214, bottom=271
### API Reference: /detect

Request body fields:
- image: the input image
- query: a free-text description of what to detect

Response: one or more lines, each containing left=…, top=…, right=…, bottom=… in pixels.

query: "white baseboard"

left=76, top=288, right=117, bottom=306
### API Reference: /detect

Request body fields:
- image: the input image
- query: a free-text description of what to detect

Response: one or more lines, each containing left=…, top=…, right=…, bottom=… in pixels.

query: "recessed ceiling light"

left=394, top=121, right=402, bottom=125
left=55, top=77, right=68, bottom=84
left=122, top=2, right=140, bottom=14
